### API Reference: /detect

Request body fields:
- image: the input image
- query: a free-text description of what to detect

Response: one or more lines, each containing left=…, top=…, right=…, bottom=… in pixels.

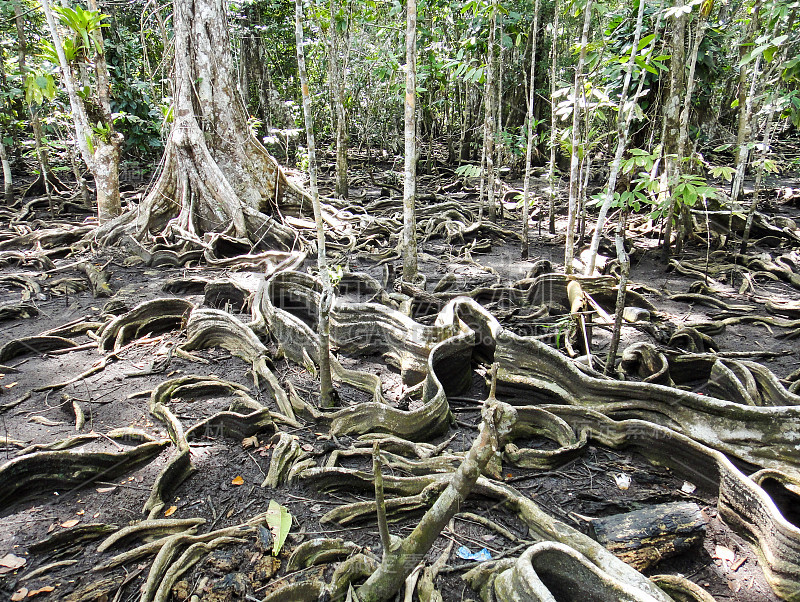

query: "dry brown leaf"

left=242, top=435, right=259, bottom=449
left=11, top=588, right=27, bottom=601
left=27, top=586, right=55, bottom=597
left=96, top=486, right=116, bottom=493
left=164, top=506, right=177, bottom=517
left=231, top=476, right=244, bottom=486
left=4, top=382, right=18, bottom=389
left=301, top=443, right=314, bottom=452
left=61, top=519, right=80, bottom=528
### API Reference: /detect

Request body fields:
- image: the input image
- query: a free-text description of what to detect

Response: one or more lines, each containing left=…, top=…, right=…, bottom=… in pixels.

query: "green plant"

left=327, top=264, right=344, bottom=286
left=455, top=163, right=483, bottom=178
left=52, top=5, right=110, bottom=61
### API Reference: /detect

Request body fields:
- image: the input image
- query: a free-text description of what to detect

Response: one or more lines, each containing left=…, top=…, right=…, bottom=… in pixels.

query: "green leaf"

left=712, top=143, right=733, bottom=152
left=740, top=44, right=770, bottom=66
left=634, top=56, right=657, bottom=75
left=266, top=499, right=292, bottom=556
left=637, top=33, right=656, bottom=51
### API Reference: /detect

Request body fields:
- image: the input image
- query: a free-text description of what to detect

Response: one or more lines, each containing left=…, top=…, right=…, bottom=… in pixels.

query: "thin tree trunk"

left=0, top=44, right=12, bottom=204
left=740, top=97, right=775, bottom=254
left=605, top=211, right=629, bottom=375
left=295, top=0, right=335, bottom=407
left=547, top=1, right=560, bottom=235
left=521, top=0, right=541, bottom=259
left=494, top=13, right=504, bottom=219
left=0, top=137, right=12, bottom=205
left=329, top=0, right=349, bottom=199
left=660, top=0, right=687, bottom=260
left=584, top=0, right=646, bottom=275
left=729, top=1, right=762, bottom=209
left=485, top=4, right=498, bottom=221
left=402, top=0, right=418, bottom=281
left=30, top=110, right=54, bottom=213
left=564, top=0, right=592, bottom=274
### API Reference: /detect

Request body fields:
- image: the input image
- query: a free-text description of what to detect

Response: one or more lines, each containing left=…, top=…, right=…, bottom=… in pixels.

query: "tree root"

left=97, top=518, right=207, bottom=553
left=97, top=298, right=194, bottom=352
left=286, top=538, right=362, bottom=572
left=0, top=440, right=167, bottom=508
left=0, top=335, right=78, bottom=362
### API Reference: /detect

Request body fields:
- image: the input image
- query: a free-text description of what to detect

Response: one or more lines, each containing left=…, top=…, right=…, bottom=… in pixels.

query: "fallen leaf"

left=242, top=436, right=259, bottom=449
left=613, top=473, right=631, bottom=491
left=61, top=519, right=80, bottom=528
left=26, top=586, right=55, bottom=597
left=76, top=510, right=85, bottom=516
left=301, top=443, right=314, bottom=452
left=714, top=545, right=736, bottom=565
left=4, top=382, right=18, bottom=389
left=681, top=481, right=697, bottom=494
left=11, top=588, right=27, bottom=601
left=96, top=486, right=116, bottom=493
left=309, top=504, right=322, bottom=513
left=29, top=416, right=64, bottom=426
left=0, top=554, right=26, bottom=573
left=231, top=476, right=244, bottom=486
left=164, top=506, right=177, bottom=517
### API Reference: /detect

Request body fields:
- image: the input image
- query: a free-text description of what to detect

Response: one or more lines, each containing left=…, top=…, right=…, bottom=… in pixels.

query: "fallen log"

left=590, top=501, right=707, bottom=571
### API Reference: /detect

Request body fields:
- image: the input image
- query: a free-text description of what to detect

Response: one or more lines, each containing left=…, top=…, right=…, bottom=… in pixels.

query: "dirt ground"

left=0, top=155, right=798, bottom=602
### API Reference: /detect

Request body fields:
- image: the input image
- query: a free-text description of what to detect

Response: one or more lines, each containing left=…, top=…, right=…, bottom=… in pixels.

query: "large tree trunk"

left=135, top=0, right=304, bottom=246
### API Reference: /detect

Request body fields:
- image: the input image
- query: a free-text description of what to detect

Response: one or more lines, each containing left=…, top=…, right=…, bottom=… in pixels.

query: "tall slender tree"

left=328, top=0, right=349, bottom=198
left=402, top=0, right=419, bottom=282
left=296, top=0, right=336, bottom=408
left=521, top=0, right=541, bottom=259
left=483, top=1, right=498, bottom=221
left=547, top=1, right=560, bottom=235
left=584, top=0, right=647, bottom=275
left=564, top=0, right=593, bottom=274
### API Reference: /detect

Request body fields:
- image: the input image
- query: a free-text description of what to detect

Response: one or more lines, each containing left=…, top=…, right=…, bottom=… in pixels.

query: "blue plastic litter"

left=456, top=545, right=492, bottom=562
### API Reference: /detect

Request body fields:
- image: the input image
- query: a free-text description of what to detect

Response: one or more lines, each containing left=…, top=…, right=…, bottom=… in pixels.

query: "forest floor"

left=0, top=152, right=799, bottom=602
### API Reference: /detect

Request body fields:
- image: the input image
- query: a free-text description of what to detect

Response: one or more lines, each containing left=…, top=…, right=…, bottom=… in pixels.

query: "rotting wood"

left=590, top=501, right=707, bottom=571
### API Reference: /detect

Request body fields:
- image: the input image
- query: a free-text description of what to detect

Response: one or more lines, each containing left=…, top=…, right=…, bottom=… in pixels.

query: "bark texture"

left=136, top=0, right=304, bottom=245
